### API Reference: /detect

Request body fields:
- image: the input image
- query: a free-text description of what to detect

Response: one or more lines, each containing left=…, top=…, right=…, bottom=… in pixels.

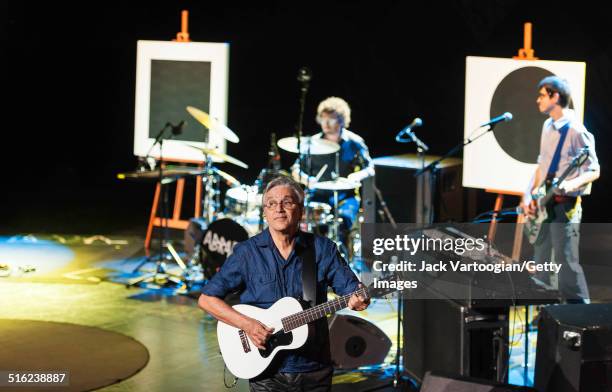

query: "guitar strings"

left=281, top=288, right=367, bottom=331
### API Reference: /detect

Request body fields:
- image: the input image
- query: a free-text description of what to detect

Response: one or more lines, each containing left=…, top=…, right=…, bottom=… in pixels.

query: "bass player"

left=522, top=76, right=600, bottom=304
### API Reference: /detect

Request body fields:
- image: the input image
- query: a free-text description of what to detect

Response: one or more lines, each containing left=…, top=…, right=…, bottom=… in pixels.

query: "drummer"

left=292, top=96, right=375, bottom=244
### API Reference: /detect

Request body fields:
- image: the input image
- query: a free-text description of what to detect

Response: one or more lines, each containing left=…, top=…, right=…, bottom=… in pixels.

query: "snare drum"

left=305, top=201, right=332, bottom=225
left=224, top=185, right=262, bottom=215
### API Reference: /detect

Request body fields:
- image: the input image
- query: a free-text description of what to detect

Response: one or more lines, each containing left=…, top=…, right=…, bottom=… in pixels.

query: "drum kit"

left=123, top=105, right=363, bottom=290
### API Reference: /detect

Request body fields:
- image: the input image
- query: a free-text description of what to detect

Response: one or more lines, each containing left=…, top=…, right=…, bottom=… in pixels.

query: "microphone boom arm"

left=414, top=123, right=496, bottom=177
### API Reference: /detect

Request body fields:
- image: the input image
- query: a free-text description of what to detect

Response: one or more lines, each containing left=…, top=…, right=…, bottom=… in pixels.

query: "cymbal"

left=186, top=106, right=239, bottom=143
left=313, top=177, right=361, bottom=191
left=185, top=143, right=248, bottom=169
left=213, top=168, right=241, bottom=187
left=277, top=136, right=340, bottom=155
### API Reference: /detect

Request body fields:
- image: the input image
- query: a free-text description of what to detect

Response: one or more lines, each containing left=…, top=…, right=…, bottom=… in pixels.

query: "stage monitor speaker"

left=403, top=298, right=509, bottom=384
left=364, top=154, right=473, bottom=224
left=328, top=314, right=391, bottom=369
left=534, top=303, right=612, bottom=392
left=421, top=371, right=537, bottom=392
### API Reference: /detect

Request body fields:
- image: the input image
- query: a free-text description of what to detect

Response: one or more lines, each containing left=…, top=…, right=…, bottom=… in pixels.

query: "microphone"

left=395, top=117, right=423, bottom=140
left=169, top=120, right=186, bottom=135
left=297, top=67, right=312, bottom=83
left=404, top=117, right=423, bottom=131
left=480, top=112, right=512, bottom=127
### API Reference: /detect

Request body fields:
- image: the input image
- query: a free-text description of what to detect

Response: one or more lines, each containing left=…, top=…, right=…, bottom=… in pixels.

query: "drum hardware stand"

left=329, top=152, right=351, bottom=259
left=304, top=137, right=316, bottom=232
left=201, top=153, right=222, bottom=224
left=296, top=67, right=312, bottom=177
left=128, top=122, right=190, bottom=289
left=257, top=132, right=283, bottom=231
left=173, top=152, right=222, bottom=288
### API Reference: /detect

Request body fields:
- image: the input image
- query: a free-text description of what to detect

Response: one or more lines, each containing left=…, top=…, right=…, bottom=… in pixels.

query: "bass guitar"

left=522, top=146, right=589, bottom=244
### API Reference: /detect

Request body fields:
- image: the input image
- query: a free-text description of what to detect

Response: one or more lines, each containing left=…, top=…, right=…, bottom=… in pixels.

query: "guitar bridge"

left=238, top=330, right=251, bottom=353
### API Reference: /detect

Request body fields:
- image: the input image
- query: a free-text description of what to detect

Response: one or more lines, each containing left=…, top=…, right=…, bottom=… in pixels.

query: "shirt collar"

left=552, top=109, right=573, bottom=131
left=253, top=228, right=308, bottom=249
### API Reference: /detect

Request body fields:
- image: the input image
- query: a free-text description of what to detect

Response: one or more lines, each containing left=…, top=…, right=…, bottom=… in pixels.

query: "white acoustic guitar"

left=217, top=286, right=369, bottom=379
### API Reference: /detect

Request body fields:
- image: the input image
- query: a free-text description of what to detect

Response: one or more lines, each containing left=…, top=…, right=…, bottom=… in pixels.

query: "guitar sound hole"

left=259, top=330, right=293, bottom=358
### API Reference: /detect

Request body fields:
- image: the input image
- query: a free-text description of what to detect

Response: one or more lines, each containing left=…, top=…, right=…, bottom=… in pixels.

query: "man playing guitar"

left=522, top=76, right=600, bottom=304
left=199, top=176, right=369, bottom=391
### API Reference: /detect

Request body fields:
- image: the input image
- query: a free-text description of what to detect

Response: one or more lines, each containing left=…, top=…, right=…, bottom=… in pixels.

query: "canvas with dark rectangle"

left=149, top=60, right=211, bottom=143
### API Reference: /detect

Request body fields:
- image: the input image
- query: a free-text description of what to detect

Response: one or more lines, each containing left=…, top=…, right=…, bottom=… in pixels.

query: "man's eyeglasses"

left=263, top=199, right=298, bottom=210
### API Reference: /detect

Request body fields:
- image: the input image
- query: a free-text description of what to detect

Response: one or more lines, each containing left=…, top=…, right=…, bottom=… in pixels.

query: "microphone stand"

left=396, top=126, right=429, bottom=224
left=296, top=68, right=311, bottom=189
left=129, top=123, right=185, bottom=289
left=414, top=123, right=498, bottom=224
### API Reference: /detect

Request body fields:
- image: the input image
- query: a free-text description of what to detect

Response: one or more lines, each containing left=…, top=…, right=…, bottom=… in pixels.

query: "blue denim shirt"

left=202, top=229, right=359, bottom=373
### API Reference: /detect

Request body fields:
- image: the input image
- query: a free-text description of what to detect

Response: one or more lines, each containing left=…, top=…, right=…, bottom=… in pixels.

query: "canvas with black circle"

left=489, top=66, right=573, bottom=164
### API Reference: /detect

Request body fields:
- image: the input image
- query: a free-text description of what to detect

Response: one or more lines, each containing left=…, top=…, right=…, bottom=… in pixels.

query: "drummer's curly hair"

left=317, top=96, right=351, bottom=128
left=263, top=176, right=304, bottom=206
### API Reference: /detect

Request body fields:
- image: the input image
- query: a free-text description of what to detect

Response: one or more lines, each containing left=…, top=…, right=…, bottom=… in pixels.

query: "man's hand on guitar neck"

left=242, top=317, right=275, bottom=350
left=348, top=284, right=370, bottom=311
left=521, top=196, right=537, bottom=217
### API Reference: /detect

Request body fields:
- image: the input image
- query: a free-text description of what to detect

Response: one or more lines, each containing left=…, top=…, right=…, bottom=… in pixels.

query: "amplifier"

left=362, top=154, right=473, bottom=224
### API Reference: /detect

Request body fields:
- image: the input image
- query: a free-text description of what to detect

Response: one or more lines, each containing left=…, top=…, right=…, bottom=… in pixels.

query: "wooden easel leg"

left=487, top=194, right=504, bottom=242
left=195, top=175, right=202, bottom=218
left=145, top=182, right=161, bottom=257
left=512, top=213, right=526, bottom=260
left=173, top=179, right=185, bottom=220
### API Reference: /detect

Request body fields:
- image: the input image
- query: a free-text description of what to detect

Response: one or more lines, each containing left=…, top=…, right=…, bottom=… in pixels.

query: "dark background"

left=3, top=0, right=611, bottom=234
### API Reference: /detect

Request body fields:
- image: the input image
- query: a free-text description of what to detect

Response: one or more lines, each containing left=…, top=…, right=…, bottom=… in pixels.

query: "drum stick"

left=314, top=164, right=328, bottom=182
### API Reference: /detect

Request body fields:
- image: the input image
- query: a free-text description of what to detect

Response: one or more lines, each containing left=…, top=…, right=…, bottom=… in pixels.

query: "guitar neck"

left=281, top=287, right=367, bottom=332
left=541, top=151, right=587, bottom=206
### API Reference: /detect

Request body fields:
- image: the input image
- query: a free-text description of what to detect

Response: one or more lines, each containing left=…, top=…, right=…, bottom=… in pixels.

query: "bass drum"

left=200, top=218, right=249, bottom=279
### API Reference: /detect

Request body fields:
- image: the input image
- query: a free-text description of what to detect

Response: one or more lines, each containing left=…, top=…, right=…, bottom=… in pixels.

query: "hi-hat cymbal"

left=185, top=143, right=249, bottom=169
left=186, top=106, right=239, bottom=143
left=313, top=177, right=361, bottom=191
left=277, top=136, right=340, bottom=155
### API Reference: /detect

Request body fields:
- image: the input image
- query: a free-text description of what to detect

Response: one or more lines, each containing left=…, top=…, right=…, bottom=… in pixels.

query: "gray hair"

left=263, top=176, right=305, bottom=205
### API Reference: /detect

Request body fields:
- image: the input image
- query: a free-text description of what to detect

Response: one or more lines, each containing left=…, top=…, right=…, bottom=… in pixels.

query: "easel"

left=144, top=11, right=196, bottom=255
left=173, top=10, right=191, bottom=43
left=487, top=22, right=538, bottom=260
left=144, top=159, right=204, bottom=256
left=513, top=22, right=538, bottom=60
left=485, top=189, right=526, bottom=261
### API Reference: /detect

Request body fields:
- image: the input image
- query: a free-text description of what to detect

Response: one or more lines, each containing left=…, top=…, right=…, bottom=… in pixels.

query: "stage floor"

left=0, top=232, right=544, bottom=390
left=0, top=233, right=405, bottom=391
